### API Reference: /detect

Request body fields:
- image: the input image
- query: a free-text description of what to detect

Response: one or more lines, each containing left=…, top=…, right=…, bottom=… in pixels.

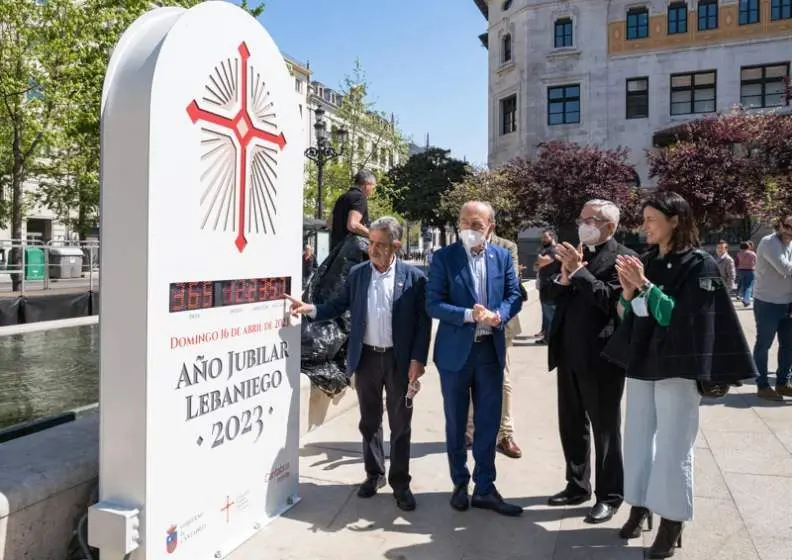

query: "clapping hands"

left=555, top=242, right=585, bottom=273
left=615, top=255, right=647, bottom=299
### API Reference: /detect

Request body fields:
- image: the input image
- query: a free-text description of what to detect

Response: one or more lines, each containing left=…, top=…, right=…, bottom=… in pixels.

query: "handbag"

left=519, top=282, right=528, bottom=302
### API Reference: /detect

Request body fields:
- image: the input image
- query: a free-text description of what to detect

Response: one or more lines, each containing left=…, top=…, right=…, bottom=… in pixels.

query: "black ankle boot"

left=648, top=518, right=684, bottom=559
left=619, top=506, right=652, bottom=539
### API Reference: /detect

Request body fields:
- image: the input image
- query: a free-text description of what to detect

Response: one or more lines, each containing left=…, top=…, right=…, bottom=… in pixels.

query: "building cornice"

left=474, top=0, right=488, bottom=19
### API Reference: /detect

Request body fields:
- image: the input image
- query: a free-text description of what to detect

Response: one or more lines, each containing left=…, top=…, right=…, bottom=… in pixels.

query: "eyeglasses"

left=576, top=217, right=606, bottom=226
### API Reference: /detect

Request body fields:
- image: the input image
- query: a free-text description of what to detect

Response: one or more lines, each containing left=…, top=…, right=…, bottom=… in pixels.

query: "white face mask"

left=459, top=229, right=485, bottom=250
left=578, top=223, right=602, bottom=246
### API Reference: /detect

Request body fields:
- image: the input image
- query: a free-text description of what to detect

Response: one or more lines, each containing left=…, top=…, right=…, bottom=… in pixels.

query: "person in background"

left=287, top=217, right=431, bottom=511
left=466, top=229, right=523, bottom=459
left=610, top=191, right=755, bottom=558
left=714, top=240, right=736, bottom=294
left=533, top=228, right=558, bottom=344
left=427, top=201, right=523, bottom=517
left=329, top=170, right=376, bottom=250
left=542, top=200, right=635, bottom=525
left=302, top=244, right=317, bottom=281
left=734, top=241, right=757, bottom=307
left=752, top=213, right=792, bottom=401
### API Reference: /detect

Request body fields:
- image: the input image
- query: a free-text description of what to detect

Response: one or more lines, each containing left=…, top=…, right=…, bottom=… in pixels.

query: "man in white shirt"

left=752, top=213, right=792, bottom=401
left=287, top=217, right=431, bottom=511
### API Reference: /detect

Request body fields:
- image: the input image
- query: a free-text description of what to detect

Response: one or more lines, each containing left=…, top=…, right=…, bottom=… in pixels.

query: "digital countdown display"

left=169, top=276, right=291, bottom=313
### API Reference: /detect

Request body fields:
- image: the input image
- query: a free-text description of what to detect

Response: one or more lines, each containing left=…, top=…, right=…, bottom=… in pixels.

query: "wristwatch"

left=639, top=280, right=653, bottom=295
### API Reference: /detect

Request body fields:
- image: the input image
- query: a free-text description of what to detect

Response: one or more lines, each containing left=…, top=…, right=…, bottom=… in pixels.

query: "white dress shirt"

left=364, top=258, right=396, bottom=347
left=462, top=245, right=493, bottom=337
left=307, top=259, right=395, bottom=347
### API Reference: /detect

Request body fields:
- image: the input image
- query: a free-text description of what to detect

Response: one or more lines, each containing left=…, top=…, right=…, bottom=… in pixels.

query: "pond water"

left=0, top=324, right=99, bottom=429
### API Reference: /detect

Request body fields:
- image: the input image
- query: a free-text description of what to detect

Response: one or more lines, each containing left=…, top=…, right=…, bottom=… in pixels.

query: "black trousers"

left=557, top=361, right=625, bottom=506
left=355, top=346, right=413, bottom=490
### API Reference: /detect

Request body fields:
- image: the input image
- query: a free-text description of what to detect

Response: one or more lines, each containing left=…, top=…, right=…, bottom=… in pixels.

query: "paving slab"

left=229, top=293, right=792, bottom=560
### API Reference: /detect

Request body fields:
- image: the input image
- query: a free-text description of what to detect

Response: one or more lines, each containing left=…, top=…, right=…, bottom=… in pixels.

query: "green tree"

left=32, top=0, right=263, bottom=240
left=387, top=148, right=469, bottom=245
left=0, top=0, right=90, bottom=288
left=303, top=60, right=406, bottom=220
left=441, top=167, right=520, bottom=240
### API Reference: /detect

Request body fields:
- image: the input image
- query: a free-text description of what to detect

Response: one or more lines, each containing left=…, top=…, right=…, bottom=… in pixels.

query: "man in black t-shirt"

left=330, top=170, right=376, bottom=249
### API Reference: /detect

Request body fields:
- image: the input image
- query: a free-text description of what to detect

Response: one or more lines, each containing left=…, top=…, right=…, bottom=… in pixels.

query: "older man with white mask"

left=540, top=199, right=637, bottom=525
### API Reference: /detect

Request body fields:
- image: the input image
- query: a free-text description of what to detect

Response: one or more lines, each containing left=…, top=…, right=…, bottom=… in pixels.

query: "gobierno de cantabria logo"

left=187, top=42, right=288, bottom=253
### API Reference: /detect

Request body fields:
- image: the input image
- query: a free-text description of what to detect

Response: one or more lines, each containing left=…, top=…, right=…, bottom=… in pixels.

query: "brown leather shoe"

left=775, top=384, right=792, bottom=398
left=757, top=387, right=783, bottom=401
left=497, top=436, right=522, bottom=459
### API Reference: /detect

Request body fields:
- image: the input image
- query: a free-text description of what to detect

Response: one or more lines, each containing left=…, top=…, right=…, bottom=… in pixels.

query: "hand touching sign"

left=284, top=294, right=314, bottom=316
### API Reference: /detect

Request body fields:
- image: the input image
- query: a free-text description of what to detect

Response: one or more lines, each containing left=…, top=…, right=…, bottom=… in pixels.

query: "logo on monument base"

left=187, top=41, right=288, bottom=253
left=165, top=525, right=178, bottom=554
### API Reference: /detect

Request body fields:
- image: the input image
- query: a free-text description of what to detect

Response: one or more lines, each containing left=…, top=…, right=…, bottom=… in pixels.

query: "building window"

left=626, top=7, right=650, bottom=40
left=295, top=78, right=303, bottom=93
left=547, top=84, right=580, bottom=125
left=500, top=94, right=517, bottom=135
left=670, top=70, right=717, bottom=115
left=739, top=0, right=760, bottom=24
left=771, top=0, right=792, bottom=20
left=501, top=33, right=512, bottom=63
left=667, top=3, right=688, bottom=33
left=626, top=77, right=649, bottom=119
left=697, top=0, right=718, bottom=30
left=740, top=63, right=790, bottom=108
left=554, top=18, right=573, bottom=47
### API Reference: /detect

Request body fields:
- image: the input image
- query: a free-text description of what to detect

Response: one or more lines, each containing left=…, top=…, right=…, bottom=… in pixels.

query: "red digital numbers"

left=187, top=283, right=202, bottom=310
left=170, top=283, right=187, bottom=313
left=202, top=281, right=213, bottom=307
left=170, top=277, right=291, bottom=312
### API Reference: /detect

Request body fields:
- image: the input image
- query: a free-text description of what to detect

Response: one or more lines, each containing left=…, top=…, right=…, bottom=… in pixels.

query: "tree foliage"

left=387, top=148, right=469, bottom=235
left=508, top=141, right=640, bottom=233
left=441, top=167, right=520, bottom=240
left=0, top=0, right=263, bottom=243
left=303, top=60, right=406, bottom=220
left=648, top=110, right=792, bottom=229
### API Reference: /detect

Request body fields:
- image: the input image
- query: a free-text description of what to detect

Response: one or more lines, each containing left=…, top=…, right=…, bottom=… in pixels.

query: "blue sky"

left=249, top=0, right=489, bottom=166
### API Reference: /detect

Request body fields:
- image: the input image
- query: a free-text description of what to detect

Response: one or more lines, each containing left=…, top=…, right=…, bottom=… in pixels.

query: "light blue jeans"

left=624, top=378, right=701, bottom=522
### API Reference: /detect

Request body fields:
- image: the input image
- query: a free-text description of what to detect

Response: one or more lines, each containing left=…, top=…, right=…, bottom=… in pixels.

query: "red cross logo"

left=187, top=42, right=287, bottom=253
left=220, top=495, right=235, bottom=523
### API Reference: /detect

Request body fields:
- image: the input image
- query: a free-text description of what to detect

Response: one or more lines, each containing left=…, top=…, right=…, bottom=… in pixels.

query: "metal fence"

left=0, top=239, right=99, bottom=295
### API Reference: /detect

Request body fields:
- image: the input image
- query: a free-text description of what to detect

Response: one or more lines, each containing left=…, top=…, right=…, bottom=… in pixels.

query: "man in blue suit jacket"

left=427, top=201, right=523, bottom=517
left=288, top=217, right=431, bottom=511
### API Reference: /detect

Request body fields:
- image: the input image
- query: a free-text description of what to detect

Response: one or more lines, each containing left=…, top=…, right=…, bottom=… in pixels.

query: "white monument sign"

left=89, top=2, right=303, bottom=559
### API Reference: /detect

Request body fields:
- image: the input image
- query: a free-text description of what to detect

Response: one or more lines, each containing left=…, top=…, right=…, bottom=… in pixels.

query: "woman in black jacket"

left=605, top=191, right=755, bottom=558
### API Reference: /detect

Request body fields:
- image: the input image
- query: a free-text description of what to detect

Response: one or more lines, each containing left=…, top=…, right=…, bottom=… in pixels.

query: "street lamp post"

left=304, top=106, right=348, bottom=219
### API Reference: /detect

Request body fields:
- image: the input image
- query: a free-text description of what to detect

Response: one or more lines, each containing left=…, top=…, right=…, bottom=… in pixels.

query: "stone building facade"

left=476, top=0, right=792, bottom=185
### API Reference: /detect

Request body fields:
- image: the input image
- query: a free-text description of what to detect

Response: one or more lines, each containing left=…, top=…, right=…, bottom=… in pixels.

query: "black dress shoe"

left=471, top=488, right=523, bottom=517
left=450, top=484, right=469, bottom=511
left=584, top=501, right=618, bottom=524
left=394, top=487, right=416, bottom=511
left=547, top=488, right=591, bottom=507
left=357, top=475, right=386, bottom=498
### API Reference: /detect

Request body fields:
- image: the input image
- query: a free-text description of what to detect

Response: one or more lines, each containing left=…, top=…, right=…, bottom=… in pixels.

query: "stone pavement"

left=230, top=297, right=792, bottom=560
